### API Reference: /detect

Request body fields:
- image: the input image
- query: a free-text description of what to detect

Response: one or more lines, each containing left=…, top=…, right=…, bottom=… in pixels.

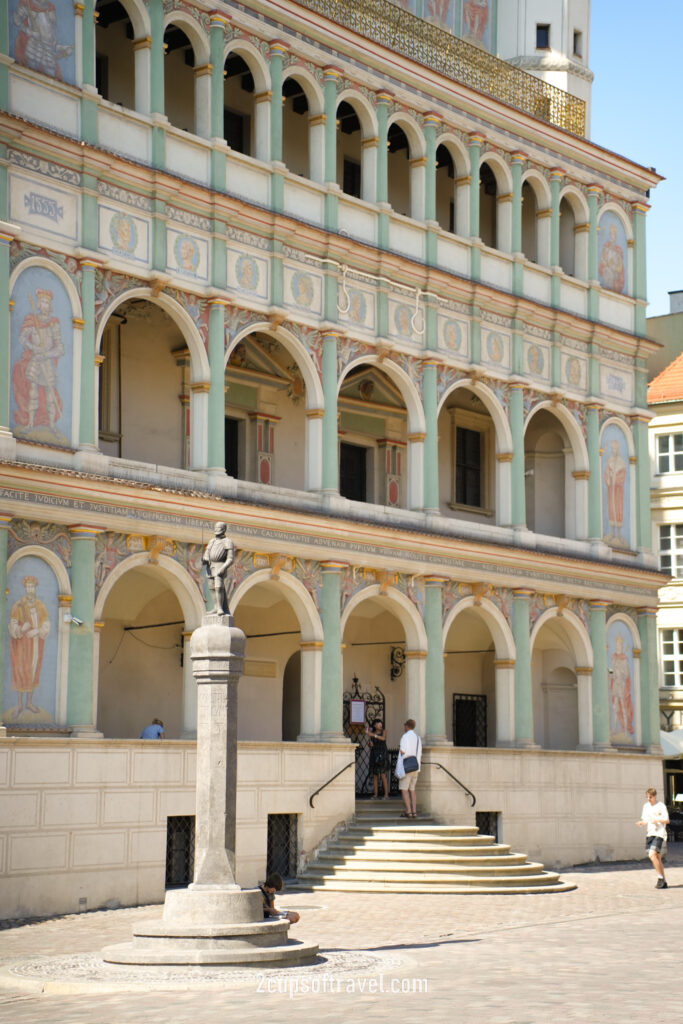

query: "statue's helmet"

left=214, top=521, right=227, bottom=536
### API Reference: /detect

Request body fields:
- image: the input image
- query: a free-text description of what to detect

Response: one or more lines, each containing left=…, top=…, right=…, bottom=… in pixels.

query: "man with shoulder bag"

left=396, top=718, right=421, bottom=819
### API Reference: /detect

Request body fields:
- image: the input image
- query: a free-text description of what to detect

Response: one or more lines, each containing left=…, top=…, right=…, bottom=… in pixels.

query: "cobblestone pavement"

left=1, top=849, right=682, bottom=1023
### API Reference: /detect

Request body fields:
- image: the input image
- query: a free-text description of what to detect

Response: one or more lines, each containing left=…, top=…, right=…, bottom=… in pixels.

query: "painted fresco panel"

left=524, top=342, right=550, bottom=382
left=98, top=205, right=151, bottom=265
left=283, top=266, right=323, bottom=316
left=8, top=172, right=79, bottom=243
left=438, top=315, right=469, bottom=358
left=562, top=354, right=587, bottom=392
left=9, top=0, right=76, bottom=85
left=227, top=250, right=269, bottom=302
left=3, top=556, right=60, bottom=725
left=10, top=267, right=73, bottom=447
left=461, top=0, right=493, bottom=48
left=482, top=329, right=509, bottom=370
left=166, top=229, right=210, bottom=283
left=388, top=300, right=422, bottom=343
left=601, top=423, right=631, bottom=550
left=338, top=285, right=376, bottom=333
left=425, top=0, right=457, bottom=33
left=606, top=619, right=636, bottom=746
left=600, top=364, right=634, bottom=405
left=597, top=211, right=628, bottom=295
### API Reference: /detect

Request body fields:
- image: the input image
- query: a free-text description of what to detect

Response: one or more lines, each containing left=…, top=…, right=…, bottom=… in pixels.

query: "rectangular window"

left=340, top=441, right=368, bottom=502
left=225, top=416, right=243, bottom=478
left=95, top=53, right=109, bottom=99
left=267, top=813, right=298, bottom=879
left=661, top=629, right=683, bottom=688
left=342, top=158, right=361, bottom=199
left=455, top=427, right=482, bottom=508
left=224, top=108, right=250, bottom=155
left=659, top=524, right=683, bottom=575
left=536, top=24, right=550, bottom=49
left=657, top=433, right=683, bottom=474
left=573, top=30, right=583, bottom=58
left=166, top=815, right=195, bottom=888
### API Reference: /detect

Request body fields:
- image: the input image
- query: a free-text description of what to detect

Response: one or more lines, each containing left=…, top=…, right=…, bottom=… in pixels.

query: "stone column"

left=321, top=331, right=339, bottom=492
left=376, top=91, right=391, bottom=249
left=511, top=589, right=535, bottom=747
left=511, top=152, right=525, bottom=295
left=149, top=0, right=166, bottom=169
left=424, top=576, right=447, bottom=744
left=210, top=14, right=229, bottom=191
left=269, top=41, right=287, bottom=211
left=468, top=133, right=483, bottom=239
left=79, top=0, right=97, bottom=143
left=494, top=659, right=515, bottom=746
left=575, top=666, right=594, bottom=749
left=405, top=650, right=426, bottom=736
left=207, top=299, right=227, bottom=476
left=298, top=640, right=323, bottom=740
left=66, top=526, right=101, bottom=734
left=638, top=608, right=661, bottom=752
left=589, top=599, right=611, bottom=750
left=319, top=561, right=346, bottom=740
left=423, top=113, right=439, bottom=266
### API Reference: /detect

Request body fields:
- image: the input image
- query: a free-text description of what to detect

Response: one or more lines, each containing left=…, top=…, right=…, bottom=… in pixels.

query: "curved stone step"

left=302, top=862, right=547, bottom=881
left=318, top=851, right=528, bottom=867
left=330, top=840, right=508, bottom=855
left=298, top=879, right=576, bottom=894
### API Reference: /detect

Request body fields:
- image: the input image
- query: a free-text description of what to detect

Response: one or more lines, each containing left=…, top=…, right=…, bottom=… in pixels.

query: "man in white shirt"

left=636, top=787, right=669, bottom=889
left=398, top=719, right=422, bottom=819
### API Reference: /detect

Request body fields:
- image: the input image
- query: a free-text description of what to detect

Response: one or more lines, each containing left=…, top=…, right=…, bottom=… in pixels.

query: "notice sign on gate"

left=350, top=698, right=366, bottom=725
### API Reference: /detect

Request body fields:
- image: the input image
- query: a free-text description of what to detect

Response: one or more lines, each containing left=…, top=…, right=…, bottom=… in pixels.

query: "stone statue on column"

left=202, top=521, right=234, bottom=616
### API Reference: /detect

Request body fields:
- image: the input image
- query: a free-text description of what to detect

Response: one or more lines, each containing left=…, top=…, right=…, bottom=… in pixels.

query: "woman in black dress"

left=367, top=719, right=389, bottom=799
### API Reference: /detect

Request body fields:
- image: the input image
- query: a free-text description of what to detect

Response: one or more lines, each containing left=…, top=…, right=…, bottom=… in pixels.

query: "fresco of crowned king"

left=597, top=211, right=627, bottom=295
left=9, top=0, right=76, bottom=85
left=10, top=267, right=74, bottom=447
left=3, top=556, right=60, bottom=725
left=601, top=424, right=631, bottom=549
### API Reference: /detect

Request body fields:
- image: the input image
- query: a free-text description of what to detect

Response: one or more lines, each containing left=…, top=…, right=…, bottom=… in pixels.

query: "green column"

left=509, top=383, right=526, bottom=529
left=323, top=67, right=340, bottom=232
left=511, top=152, right=524, bottom=254
left=632, top=202, right=648, bottom=335
left=152, top=198, right=166, bottom=272
left=0, top=228, right=13, bottom=432
left=633, top=416, right=650, bottom=550
left=550, top=331, right=561, bottom=388
left=79, top=260, right=98, bottom=449
left=468, top=133, right=483, bottom=239
left=269, top=42, right=286, bottom=211
left=424, top=576, right=447, bottom=744
left=321, top=332, right=339, bottom=492
left=320, top=562, right=346, bottom=739
left=423, top=360, right=439, bottom=513
left=549, top=169, right=562, bottom=267
left=0, top=516, right=10, bottom=716
left=207, top=299, right=226, bottom=474
left=586, top=405, right=602, bottom=541
left=66, top=527, right=99, bottom=731
left=589, top=600, right=611, bottom=749
left=210, top=14, right=228, bottom=191
left=511, top=325, right=523, bottom=376
left=638, top=608, right=660, bottom=751
left=150, top=0, right=165, bottom=168
left=424, top=113, right=439, bottom=266
left=470, top=306, right=481, bottom=365
left=0, top=0, right=8, bottom=111
left=587, top=185, right=601, bottom=321
left=511, top=589, right=534, bottom=746
left=376, top=92, right=391, bottom=249
left=80, top=0, right=97, bottom=143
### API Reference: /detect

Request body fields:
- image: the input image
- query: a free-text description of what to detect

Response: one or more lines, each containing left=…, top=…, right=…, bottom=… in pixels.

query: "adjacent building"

left=0, top=0, right=665, bottom=918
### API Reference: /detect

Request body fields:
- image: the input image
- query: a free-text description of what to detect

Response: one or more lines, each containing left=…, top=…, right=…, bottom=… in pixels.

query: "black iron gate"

left=452, top=693, right=488, bottom=747
left=343, top=676, right=400, bottom=797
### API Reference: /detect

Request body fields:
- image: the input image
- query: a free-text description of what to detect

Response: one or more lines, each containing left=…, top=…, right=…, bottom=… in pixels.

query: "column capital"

left=424, top=575, right=448, bottom=587
left=638, top=607, right=658, bottom=618
left=468, top=131, right=486, bottom=146
left=69, top=525, right=103, bottom=540
left=209, top=11, right=230, bottom=29
left=0, top=515, right=12, bottom=529
left=300, top=640, right=323, bottom=650
left=376, top=90, right=394, bottom=105
left=512, top=588, right=534, bottom=599
left=423, top=111, right=441, bottom=129
left=587, top=184, right=603, bottom=198
left=549, top=167, right=565, bottom=181
left=133, top=35, right=152, bottom=51
left=494, top=659, right=515, bottom=669
left=323, top=65, right=343, bottom=81
left=269, top=40, right=289, bottom=58
left=405, top=650, right=427, bottom=660
left=588, top=599, right=610, bottom=610
left=511, top=151, right=527, bottom=165
left=320, top=560, right=349, bottom=573
left=632, top=201, right=650, bottom=215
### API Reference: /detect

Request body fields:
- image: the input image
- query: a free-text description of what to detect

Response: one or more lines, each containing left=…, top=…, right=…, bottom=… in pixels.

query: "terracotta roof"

left=648, top=351, right=683, bottom=404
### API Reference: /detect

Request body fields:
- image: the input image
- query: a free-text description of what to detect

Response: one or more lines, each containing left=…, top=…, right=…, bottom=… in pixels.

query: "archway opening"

left=479, top=161, right=498, bottom=248
left=438, top=386, right=496, bottom=522
left=95, top=0, right=136, bottom=110
left=164, top=24, right=195, bottom=132
left=387, top=123, right=411, bottom=217
left=559, top=197, right=576, bottom=276
left=337, top=100, right=362, bottom=198
left=444, top=608, right=496, bottom=747
left=435, top=144, right=455, bottom=233
left=531, top=617, right=580, bottom=750
left=282, top=76, right=310, bottom=177
left=98, top=299, right=188, bottom=468
left=521, top=180, right=538, bottom=262
left=338, top=363, right=408, bottom=506
left=98, top=566, right=185, bottom=738
left=233, top=580, right=301, bottom=741
left=525, top=408, right=573, bottom=538
left=223, top=53, right=255, bottom=155
left=225, top=332, right=307, bottom=489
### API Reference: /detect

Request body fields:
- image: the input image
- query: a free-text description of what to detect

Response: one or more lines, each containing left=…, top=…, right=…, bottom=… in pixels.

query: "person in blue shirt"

left=140, top=718, right=164, bottom=739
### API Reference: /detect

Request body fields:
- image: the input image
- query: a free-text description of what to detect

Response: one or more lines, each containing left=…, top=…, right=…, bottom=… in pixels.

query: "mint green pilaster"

left=79, top=261, right=98, bottom=448
left=511, top=589, right=534, bottom=746
left=586, top=405, right=602, bottom=541
left=0, top=230, right=12, bottom=431
left=210, top=15, right=228, bottom=191
left=511, top=328, right=523, bottom=376
left=632, top=203, right=648, bottom=335
left=150, top=0, right=165, bottom=168
left=589, top=600, right=611, bottom=749
left=424, top=577, right=447, bottom=744
left=424, top=114, right=439, bottom=266
left=511, top=153, right=524, bottom=295
left=587, top=185, right=601, bottom=321
left=0, top=517, right=10, bottom=711
left=152, top=199, right=166, bottom=271
left=66, top=527, right=99, bottom=729
left=549, top=169, right=562, bottom=267
left=321, top=332, right=339, bottom=492
left=468, top=133, right=483, bottom=239
left=550, top=333, right=561, bottom=388
left=323, top=68, right=340, bottom=231
left=470, top=308, right=481, bottom=365
left=79, top=0, right=97, bottom=143
left=376, top=93, right=390, bottom=205
left=423, top=360, right=439, bottom=512
left=509, top=384, right=526, bottom=529
left=320, top=562, right=345, bottom=739
left=269, top=42, right=286, bottom=211
left=638, top=609, right=660, bottom=750
left=633, top=416, right=650, bottom=550
left=207, top=300, right=227, bottom=474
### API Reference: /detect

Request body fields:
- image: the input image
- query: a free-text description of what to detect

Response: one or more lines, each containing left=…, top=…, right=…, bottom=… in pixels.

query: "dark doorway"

left=340, top=441, right=367, bottom=502
left=452, top=693, right=487, bottom=747
left=165, top=815, right=195, bottom=888
left=267, top=813, right=298, bottom=878
left=225, top=416, right=240, bottom=477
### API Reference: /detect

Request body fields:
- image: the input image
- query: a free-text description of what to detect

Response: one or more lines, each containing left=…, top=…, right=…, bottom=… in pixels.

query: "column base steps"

left=292, top=800, right=575, bottom=895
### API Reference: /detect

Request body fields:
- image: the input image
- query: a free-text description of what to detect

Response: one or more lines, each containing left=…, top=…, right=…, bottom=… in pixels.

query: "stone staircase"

left=296, top=801, right=575, bottom=894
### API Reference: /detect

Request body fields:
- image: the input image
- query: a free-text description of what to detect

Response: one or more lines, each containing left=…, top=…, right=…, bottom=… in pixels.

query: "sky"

left=590, top=1, right=683, bottom=318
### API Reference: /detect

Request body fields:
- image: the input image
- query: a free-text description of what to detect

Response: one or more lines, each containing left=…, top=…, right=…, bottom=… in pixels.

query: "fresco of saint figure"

left=12, top=0, right=74, bottom=81
left=7, top=575, right=51, bottom=721
left=462, top=0, right=489, bottom=44
left=609, top=632, right=634, bottom=740
left=602, top=433, right=629, bottom=547
left=598, top=221, right=625, bottom=294
left=12, top=288, right=64, bottom=435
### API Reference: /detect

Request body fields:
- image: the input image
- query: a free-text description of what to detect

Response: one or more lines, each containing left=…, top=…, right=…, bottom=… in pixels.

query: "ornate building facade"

left=0, top=0, right=665, bottom=917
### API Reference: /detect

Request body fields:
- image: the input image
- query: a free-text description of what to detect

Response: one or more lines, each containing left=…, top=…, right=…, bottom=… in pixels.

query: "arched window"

left=435, top=144, right=455, bottom=233
left=337, top=100, right=362, bottom=198
left=479, top=161, right=497, bottom=248
left=223, top=53, right=255, bottom=155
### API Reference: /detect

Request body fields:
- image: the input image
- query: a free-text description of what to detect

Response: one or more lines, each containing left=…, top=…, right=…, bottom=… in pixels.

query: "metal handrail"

left=309, top=761, right=356, bottom=808
left=421, top=760, right=476, bottom=807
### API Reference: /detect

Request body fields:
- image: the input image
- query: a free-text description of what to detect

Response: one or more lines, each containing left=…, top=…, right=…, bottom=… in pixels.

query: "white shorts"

left=398, top=772, right=418, bottom=791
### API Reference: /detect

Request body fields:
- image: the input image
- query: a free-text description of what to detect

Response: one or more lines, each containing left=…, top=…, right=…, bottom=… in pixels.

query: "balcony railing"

left=294, top=0, right=586, bottom=136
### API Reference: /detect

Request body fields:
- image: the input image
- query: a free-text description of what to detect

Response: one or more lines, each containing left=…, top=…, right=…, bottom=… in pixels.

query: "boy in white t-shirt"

left=636, top=787, right=669, bottom=889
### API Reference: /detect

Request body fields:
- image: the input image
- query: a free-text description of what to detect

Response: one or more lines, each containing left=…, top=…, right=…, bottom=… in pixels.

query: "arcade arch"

left=530, top=608, right=593, bottom=750
left=524, top=404, right=588, bottom=540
